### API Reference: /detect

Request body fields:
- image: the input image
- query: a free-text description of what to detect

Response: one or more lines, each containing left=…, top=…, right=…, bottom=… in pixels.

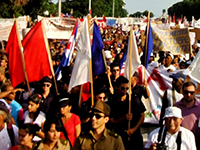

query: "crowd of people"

left=0, top=22, right=200, bottom=150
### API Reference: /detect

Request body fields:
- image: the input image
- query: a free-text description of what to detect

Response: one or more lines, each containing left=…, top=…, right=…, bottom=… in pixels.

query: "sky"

left=124, top=0, right=183, bottom=17
left=52, top=0, right=183, bottom=18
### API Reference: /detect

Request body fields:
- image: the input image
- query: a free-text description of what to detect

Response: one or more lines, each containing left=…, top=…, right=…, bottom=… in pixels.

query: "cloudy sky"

left=52, top=0, right=183, bottom=17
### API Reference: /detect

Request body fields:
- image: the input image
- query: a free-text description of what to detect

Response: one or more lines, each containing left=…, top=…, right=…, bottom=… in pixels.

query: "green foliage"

left=168, top=0, right=200, bottom=21
left=0, top=0, right=24, bottom=18
left=62, top=0, right=127, bottom=18
left=129, top=10, right=154, bottom=18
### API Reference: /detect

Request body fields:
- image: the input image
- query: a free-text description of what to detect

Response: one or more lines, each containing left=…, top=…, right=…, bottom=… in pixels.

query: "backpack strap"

left=176, top=131, right=182, bottom=150
left=7, top=123, right=15, bottom=147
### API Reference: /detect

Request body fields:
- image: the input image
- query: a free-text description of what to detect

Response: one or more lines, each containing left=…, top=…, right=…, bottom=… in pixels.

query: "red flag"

left=22, top=20, right=52, bottom=82
left=6, top=21, right=25, bottom=87
left=172, top=14, right=175, bottom=23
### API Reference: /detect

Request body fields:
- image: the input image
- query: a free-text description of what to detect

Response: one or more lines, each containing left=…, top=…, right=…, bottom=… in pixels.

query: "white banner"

left=38, top=16, right=77, bottom=39
left=0, top=16, right=27, bottom=40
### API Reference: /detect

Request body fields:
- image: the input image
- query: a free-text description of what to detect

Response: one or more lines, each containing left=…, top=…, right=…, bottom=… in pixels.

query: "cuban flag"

left=55, top=21, right=79, bottom=80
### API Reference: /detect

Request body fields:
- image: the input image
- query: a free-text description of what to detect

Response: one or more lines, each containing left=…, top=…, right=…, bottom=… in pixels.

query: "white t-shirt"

left=160, top=64, right=176, bottom=71
left=24, top=110, right=46, bottom=141
left=144, top=126, right=196, bottom=150
left=0, top=123, right=19, bottom=150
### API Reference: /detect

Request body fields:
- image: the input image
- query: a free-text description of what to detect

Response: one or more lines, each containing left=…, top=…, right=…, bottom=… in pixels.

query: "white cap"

left=164, top=107, right=183, bottom=119
left=104, top=50, right=112, bottom=59
left=167, top=53, right=174, bottom=59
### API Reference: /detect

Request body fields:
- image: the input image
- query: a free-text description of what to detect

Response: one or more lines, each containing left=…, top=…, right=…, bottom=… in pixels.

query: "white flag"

left=68, top=16, right=91, bottom=92
left=124, top=30, right=141, bottom=79
left=189, top=50, right=200, bottom=83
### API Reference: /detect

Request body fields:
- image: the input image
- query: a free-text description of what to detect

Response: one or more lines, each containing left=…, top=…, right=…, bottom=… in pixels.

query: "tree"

left=61, top=0, right=127, bottom=18
left=130, top=10, right=154, bottom=18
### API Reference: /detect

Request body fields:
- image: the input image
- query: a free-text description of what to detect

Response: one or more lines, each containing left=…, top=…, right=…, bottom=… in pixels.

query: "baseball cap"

left=41, top=76, right=52, bottom=83
left=0, top=101, right=9, bottom=113
left=169, top=72, right=186, bottom=81
left=104, top=50, right=112, bottom=59
left=163, top=107, right=183, bottom=119
left=59, top=98, right=71, bottom=108
left=92, top=101, right=110, bottom=116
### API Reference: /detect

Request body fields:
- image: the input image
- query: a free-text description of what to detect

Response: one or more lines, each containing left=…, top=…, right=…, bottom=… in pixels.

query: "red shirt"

left=60, top=113, right=81, bottom=146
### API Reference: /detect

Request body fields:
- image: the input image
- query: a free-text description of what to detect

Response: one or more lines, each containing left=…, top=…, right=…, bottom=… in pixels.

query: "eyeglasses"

left=183, top=90, right=195, bottom=95
left=42, top=84, right=51, bottom=87
left=120, top=87, right=129, bottom=90
left=90, top=113, right=104, bottom=119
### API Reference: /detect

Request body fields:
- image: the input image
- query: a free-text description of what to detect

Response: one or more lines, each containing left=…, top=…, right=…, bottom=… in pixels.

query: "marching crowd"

left=0, top=23, right=200, bottom=150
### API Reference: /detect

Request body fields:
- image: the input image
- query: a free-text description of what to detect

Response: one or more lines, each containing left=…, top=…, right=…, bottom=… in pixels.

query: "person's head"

left=27, top=93, right=42, bottom=113
left=182, top=81, right=196, bottom=103
left=179, top=61, right=186, bottom=69
left=59, top=98, right=72, bottom=115
left=0, top=67, right=6, bottom=81
left=164, top=107, right=183, bottom=134
left=110, top=62, right=120, bottom=79
left=19, top=123, right=39, bottom=146
left=0, top=55, right=8, bottom=68
left=165, top=53, right=174, bottom=65
left=41, top=76, right=52, bottom=93
left=94, top=89, right=106, bottom=102
left=2, top=84, right=15, bottom=104
left=169, top=72, right=186, bottom=93
left=0, top=101, right=9, bottom=124
left=90, top=101, right=110, bottom=130
left=43, top=118, right=62, bottom=143
left=115, top=76, right=129, bottom=96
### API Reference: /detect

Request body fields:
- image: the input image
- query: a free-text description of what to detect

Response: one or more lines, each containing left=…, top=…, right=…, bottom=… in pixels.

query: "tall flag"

left=6, top=21, right=25, bottom=87
left=123, top=29, right=141, bottom=79
left=68, top=16, right=91, bottom=92
left=144, top=20, right=153, bottom=68
left=55, top=21, right=78, bottom=79
left=92, top=21, right=105, bottom=77
left=22, top=20, right=52, bottom=82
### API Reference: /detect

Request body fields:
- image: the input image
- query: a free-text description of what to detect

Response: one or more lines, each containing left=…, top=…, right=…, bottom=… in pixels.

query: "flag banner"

left=145, top=20, right=153, bottom=68
left=123, top=29, right=141, bottom=79
left=22, top=20, right=52, bottom=82
left=92, top=21, right=105, bottom=77
left=38, top=15, right=77, bottom=39
left=0, top=16, right=27, bottom=40
left=151, top=25, right=191, bottom=55
left=137, top=65, right=172, bottom=124
left=55, top=21, right=79, bottom=80
left=6, top=21, right=25, bottom=87
left=68, top=16, right=91, bottom=92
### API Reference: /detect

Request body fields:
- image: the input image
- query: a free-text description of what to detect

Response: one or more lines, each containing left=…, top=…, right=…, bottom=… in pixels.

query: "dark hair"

left=182, top=81, right=196, bottom=91
left=28, top=93, right=42, bottom=104
left=19, top=123, right=40, bottom=137
left=1, top=84, right=12, bottom=92
left=110, top=62, right=120, bottom=71
left=115, top=76, right=129, bottom=87
left=28, top=93, right=42, bottom=122
left=43, top=116, right=63, bottom=133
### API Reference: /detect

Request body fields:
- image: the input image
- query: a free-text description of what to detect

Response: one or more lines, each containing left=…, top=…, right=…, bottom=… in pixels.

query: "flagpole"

left=78, top=84, right=84, bottom=109
left=41, top=19, right=59, bottom=95
left=87, top=14, right=94, bottom=107
left=102, top=50, right=113, bottom=94
left=15, top=20, right=31, bottom=95
left=143, top=12, right=150, bottom=84
left=128, top=27, right=133, bottom=140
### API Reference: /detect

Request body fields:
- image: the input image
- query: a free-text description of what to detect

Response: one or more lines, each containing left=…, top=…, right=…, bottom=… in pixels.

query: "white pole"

left=89, top=0, right=91, bottom=14
left=58, top=0, right=61, bottom=17
left=112, top=0, right=115, bottom=17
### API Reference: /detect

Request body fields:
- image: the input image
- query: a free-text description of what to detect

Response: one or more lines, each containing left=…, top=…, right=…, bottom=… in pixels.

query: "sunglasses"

left=120, top=87, right=129, bottom=90
left=42, top=84, right=50, bottom=87
left=183, top=90, right=195, bottom=95
left=90, top=113, right=104, bottom=119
